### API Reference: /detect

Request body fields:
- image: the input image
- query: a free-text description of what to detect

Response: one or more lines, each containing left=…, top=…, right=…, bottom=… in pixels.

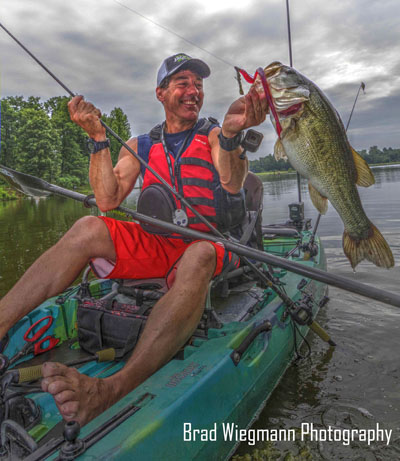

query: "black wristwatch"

left=87, top=138, right=110, bottom=154
left=218, top=131, right=244, bottom=151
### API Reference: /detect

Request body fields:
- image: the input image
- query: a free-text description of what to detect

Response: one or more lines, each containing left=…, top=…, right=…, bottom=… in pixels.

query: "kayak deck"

left=1, top=230, right=327, bottom=460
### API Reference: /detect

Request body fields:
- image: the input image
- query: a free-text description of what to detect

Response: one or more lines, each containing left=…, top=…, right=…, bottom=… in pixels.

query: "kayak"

left=0, top=227, right=327, bottom=460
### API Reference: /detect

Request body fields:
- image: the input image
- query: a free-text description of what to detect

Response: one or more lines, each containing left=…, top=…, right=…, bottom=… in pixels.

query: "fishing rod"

left=0, top=22, right=223, bottom=238
left=0, top=22, right=281, bottom=290
left=346, top=82, right=366, bottom=131
left=2, top=165, right=400, bottom=309
left=285, top=0, right=302, bottom=205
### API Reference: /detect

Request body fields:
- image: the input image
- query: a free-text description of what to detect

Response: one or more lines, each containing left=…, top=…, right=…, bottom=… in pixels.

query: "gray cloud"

left=1, top=0, right=399, bottom=158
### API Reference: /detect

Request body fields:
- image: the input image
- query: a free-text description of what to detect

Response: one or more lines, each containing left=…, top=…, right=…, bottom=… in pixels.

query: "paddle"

left=2, top=164, right=400, bottom=309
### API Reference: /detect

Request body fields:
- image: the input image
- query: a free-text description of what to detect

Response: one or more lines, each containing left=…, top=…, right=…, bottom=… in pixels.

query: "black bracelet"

left=218, top=131, right=244, bottom=151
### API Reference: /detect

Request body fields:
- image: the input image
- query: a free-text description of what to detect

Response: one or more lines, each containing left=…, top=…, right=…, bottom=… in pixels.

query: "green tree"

left=103, top=107, right=132, bottom=164
left=45, top=96, right=89, bottom=187
left=16, top=107, right=61, bottom=182
left=1, top=98, right=20, bottom=168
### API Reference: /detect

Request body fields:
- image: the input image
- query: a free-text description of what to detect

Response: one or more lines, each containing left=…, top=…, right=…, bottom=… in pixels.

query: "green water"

left=0, top=197, right=91, bottom=295
left=1, top=167, right=400, bottom=460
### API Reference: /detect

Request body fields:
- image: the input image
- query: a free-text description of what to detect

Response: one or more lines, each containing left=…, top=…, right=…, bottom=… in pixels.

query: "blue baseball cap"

left=157, top=53, right=210, bottom=87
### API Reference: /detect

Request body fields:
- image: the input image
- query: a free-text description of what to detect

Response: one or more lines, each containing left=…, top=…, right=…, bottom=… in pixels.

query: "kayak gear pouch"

left=77, top=298, right=149, bottom=356
left=136, top=183, right=177, bottom=235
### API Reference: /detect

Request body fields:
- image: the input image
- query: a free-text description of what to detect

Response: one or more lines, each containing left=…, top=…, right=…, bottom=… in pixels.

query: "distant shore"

left=2, top=163, right=400, bottom=202
left=254, top=162, right=400, bottom=180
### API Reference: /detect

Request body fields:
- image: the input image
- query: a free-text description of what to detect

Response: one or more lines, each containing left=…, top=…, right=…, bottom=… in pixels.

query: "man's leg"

left=41, top=241, right=217, bottom=426
left=0, top=216, right=116, bottom=338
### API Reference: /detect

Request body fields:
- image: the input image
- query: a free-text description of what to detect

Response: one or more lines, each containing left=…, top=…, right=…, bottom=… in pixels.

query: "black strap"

left=185, top=197, right=215, bottom=207
left=181, top=178, right=214, bottom=189
left=149, top=124, right=162, bottom=142
left=179, top=157, right=214, bottom=169
left=239, top=211, right=260, bottom=246
left=188, top=216, right=218, bottom=224
left=197, top=117, right=219, bottom=135
left=197, top=118, right=212, bottom=136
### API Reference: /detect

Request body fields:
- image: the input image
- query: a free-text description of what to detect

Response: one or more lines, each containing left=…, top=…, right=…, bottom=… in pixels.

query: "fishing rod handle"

left=15, top=347, right=116, bottom=383
left=309, top=321, right=336, bottom=346
left=18, top=364, right=43, bottom=383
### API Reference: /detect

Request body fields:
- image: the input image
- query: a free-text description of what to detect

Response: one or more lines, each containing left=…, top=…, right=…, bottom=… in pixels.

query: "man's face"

left=156, top=69, right=204, bottom=123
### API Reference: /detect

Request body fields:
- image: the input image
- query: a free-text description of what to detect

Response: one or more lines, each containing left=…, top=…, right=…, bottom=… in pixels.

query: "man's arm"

left=210, top=86, right=268, bottom=194
left=68, top=96, right=140, bottom=211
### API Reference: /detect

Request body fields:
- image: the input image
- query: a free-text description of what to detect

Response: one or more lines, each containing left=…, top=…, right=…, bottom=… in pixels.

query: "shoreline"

left=2, top=163, right=400, bottom=202
left=253, top=162, right=400, bottom=179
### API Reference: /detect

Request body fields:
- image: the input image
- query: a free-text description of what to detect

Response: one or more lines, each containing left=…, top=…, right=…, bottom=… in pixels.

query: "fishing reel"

left=302, top=241, right=319, bottom=260
left=289, top=289, right=314, bottom=326
left=290, top=301, right=313, bottom=326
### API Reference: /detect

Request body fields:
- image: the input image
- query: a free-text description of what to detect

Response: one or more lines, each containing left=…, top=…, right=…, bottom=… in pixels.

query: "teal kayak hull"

left=1, top=231, right=327, bottom=460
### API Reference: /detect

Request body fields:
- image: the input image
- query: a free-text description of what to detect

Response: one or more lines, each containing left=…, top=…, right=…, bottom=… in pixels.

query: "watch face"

left=87, top=138, right=96, bottom=154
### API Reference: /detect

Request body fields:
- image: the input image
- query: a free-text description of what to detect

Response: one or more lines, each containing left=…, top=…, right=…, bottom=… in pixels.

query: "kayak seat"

left=80, top=173, right=265, bottom=341
left=238, top=171, right=264, bottom=250
left=207, top=172, right=265, bottom=301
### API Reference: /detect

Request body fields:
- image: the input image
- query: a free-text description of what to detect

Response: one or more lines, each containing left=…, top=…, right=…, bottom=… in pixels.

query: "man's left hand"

left=221, top=86, right=269, bottom=138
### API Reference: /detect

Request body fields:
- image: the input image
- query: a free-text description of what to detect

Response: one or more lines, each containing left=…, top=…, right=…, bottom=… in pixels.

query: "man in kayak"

left=0, top=53, right=268, bottom=425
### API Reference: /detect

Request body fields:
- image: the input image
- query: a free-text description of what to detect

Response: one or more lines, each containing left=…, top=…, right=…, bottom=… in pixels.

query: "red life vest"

left=138, top=119, right=246, bottom=234
left=141, top=122, right=221, bottom=232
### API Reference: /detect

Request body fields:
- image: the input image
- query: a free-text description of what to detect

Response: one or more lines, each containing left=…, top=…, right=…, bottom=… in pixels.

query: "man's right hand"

left=221, top=86, right=269, bottom=139
left=68, top=96, right=107, bottom=141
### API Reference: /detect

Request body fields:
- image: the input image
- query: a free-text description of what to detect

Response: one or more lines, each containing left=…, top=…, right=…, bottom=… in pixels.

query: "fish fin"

left=308, top=182, right=328, bottom=215
left=343, top=221, right=394, bottom=269
left=351, top=147, right=375, bottom=187
left=274, top=139, right=288, bottom=161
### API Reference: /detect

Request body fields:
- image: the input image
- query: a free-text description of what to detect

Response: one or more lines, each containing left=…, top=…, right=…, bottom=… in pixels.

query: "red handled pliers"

left=23, top=315, right=60, bottom=355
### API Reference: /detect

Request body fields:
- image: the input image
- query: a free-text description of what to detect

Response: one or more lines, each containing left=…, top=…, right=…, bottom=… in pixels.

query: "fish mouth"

left=278, top=103, right=303, bottom=116
left=263, top=62, right=309, bottom=116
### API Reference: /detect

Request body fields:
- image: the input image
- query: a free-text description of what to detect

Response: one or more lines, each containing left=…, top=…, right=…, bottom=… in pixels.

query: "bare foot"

left=41, top=362, right=113, bottom=426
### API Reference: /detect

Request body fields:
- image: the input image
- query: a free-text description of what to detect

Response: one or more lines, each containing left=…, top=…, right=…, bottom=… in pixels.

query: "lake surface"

left=1, top=166, right=400, bottom=460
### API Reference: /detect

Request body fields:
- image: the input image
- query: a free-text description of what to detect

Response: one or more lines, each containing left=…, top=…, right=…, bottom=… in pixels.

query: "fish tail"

left=343, top=222, right=394, bottom=269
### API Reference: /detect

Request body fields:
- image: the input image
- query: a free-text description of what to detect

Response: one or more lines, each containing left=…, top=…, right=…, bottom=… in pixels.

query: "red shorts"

left=90, top=217, right=236, bottom=283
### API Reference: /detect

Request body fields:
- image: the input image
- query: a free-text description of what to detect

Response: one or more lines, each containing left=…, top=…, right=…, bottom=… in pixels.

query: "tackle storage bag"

left=77, top=298, right=150, bottom=355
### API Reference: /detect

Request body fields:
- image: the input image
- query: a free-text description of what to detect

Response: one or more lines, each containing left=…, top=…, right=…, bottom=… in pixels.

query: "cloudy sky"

left=1, top=0, right=399, bottom=159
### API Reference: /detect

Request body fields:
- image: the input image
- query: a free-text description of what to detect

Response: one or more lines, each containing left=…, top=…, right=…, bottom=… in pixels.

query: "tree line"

left=1, top=96, right=399, bottom=184
left=0, top=96, right=131, bottom=190
left=249, top=146, right=400, bottom=173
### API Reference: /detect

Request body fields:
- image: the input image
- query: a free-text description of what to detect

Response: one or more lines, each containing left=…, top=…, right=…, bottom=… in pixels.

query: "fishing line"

left=292, top=320, right=312, bottom=361
left=285, top=0, right=302, bottom=204
left=0, top=22, right=279, bottom=290
left=285, top=0, right=293, bottom=67
left=345, top=82, right=366, bottom=131
left=0, top=22, right=224, bottom=237
left=112, top=0, right=236, bottom=69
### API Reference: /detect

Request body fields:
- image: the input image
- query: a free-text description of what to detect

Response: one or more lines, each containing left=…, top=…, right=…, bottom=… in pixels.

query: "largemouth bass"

left=262, top=61, right=394, bottom=269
